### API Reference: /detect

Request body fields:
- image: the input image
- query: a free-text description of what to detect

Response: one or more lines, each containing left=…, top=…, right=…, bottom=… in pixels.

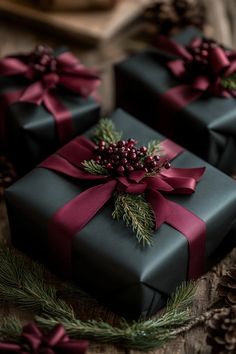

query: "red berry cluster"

left=94, top=139, right=171, bottom=176
left=185, top=38, right=228, bottom=77
left=29, top=45, right=57, bottom=75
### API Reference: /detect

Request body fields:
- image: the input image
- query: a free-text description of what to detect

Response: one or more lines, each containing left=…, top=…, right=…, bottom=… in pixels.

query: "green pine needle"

left=112, top=193, right=155, bottom=246
left=93, top=118, right=122, bottom=144
left=0, top=246, right=196, bottom=351
left=221, top=74, right=236, bottom=90
left=146, top=140, right=161, bottom=156
left=82, top=160, right=108, bottom=175
left=167, top=281, right=197, bottom=312
left=0, top=317, right=22, bottom=341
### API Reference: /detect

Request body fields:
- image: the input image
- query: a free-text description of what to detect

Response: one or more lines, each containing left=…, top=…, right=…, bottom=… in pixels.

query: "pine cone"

left=206, top=307, right=236, bottom=354
left=218, top=267, right=236, bottom=306
left=0, top=155, right=16, bottom=197
left=145, top=0, right=206, bottom=35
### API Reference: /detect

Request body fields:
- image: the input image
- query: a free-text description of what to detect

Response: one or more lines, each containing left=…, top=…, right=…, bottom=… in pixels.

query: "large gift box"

left=115, top=27, right=236, bottom=176
left=6, top=109, right=236, bottom=319
left=0, top=46, right=100, bottom=175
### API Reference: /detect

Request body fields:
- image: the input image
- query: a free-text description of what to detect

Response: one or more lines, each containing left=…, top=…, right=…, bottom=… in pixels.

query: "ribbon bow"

left=0, top=323, right=88, bottom=353
left=155, top=36, right=236, bottom=111
left=0, top=46, right=100, bottom=143
left=41, top=136, right=206, bottom=280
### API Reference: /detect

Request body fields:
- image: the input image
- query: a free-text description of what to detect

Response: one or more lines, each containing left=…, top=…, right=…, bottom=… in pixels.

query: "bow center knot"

left=42, top=73, right=60, bottom=90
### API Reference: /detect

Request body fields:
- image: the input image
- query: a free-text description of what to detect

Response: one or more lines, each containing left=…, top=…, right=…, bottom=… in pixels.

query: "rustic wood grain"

left=1, top=2, right=236, bottom=353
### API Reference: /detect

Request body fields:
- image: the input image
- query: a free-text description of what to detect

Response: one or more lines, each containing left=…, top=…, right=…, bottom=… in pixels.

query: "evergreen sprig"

left=147, top=140, right=161, bottom=157
left=112, top=193, right=155, bottom=246
left=82, top=160, right=108, bottom=175
left=93, top=118, right=122, bottom=144
left=0, top=317, right=21, bottom=341
left=221, top=74, right=236, bottom=90
left=0, top=246, right=197, bottom=351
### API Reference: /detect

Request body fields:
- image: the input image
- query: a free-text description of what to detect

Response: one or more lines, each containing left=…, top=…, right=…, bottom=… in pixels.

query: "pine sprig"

left=0, top=247, right=74, bottom=320
left=93, top=118, right=122, bottom=144
left=167, top=281, right=197, bottom=312
left=221, top=74, right=236, bottom=90
left=112, top=193, right=155, bottom=246
left=82, top=160, right=108, bottom=175
left=0, top=246, right=197, bottom=351
left=146, top=140, right=161, bottom=157
left=0, top=317, right=21, bottom=341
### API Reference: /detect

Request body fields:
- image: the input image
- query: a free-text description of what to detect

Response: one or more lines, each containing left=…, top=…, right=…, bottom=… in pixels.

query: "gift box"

left=115, top=27, right=236, bottom=176
left=5, top=109, right=236, bottom=319
left=0, top=46, right=100, bottom=175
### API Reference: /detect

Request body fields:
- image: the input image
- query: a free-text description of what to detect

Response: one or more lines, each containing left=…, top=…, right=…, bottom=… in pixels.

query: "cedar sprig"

left=82, top=160, right=108, bottom=175
left=93, top=118, right=122, bottom=144
left=0, top=246, right=197, bottom=351
left=112, top=193, right=156, bottom=246
left=221, top=74, right=236, bottom=90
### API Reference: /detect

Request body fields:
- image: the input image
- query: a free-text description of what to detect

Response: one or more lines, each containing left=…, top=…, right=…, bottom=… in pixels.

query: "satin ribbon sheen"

left=0, top=50, right=100, bottom=143
left=40, top=136, right=206, bottom=280
left=0, top=323, right=88, bottom=353
left=155, top=36, right=236, bottom=112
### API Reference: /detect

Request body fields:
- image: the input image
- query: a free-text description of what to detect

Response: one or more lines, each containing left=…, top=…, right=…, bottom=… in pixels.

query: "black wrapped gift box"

left=5, top=109, right=236, bottom=319
left=0, top=51, right=100, bottom=176
left=115, top=27, right=236, bottom=176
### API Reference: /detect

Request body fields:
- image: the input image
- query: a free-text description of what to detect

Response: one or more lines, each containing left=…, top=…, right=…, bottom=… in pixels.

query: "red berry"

left=117, top=140, right=125, bottom=147
left=106, top=163, right=113, bottom=169
left=146, top=156, right=153, bottom=162
left=127, top=165, right=134, bottom=172
left=164, top=161, right=171, bottom=169
left=117, top=166, right=125, bottom=174
left=121, top=158, right=128, bottom=165
left=130, top=153, right=137, bottom=160
left=99, top=140, right=106, bottom=147
left=140, top=146, right=147, bottom=153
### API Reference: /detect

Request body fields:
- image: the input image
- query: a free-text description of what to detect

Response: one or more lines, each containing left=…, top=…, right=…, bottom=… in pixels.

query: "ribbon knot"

left=0, top=323, right=88, bottom=353
left=41, top=136, right=206, bottom=280
left=154, top=35, right=236, bottom=113
left=0, top=47, right=101, bottom=144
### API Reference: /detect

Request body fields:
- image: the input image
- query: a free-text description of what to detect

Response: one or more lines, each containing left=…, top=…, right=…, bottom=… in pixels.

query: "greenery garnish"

left=221, top=73, right=236, bottom=90
left=93, top=118, right=122, bottom=144
left=112, top=193, right=155, bottom=246
left=82, top=160, right=108, bottom=175
left=0, top=246, right=197, bottom=351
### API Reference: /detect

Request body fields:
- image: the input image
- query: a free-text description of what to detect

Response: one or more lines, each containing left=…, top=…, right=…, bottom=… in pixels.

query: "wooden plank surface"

left=0, top=0, right=152, bottom=44
left=0, top=1, right=236, bottom=353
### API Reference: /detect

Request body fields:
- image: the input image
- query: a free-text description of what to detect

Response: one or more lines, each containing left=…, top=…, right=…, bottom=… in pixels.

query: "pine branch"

left=0, top=317, right=21, bottom=341
left=93, top=118, right=122, bottom=144
left=221, top=73, right=236, bottom=90
left=82, top=160, right=108, bottom=175
left=37, top=282, right=196, bottom=351
left=167, top=281, right=197, bottom=312
left=0, top=247, right=74, bottom=320
left=112, top=193, right=155, bottom=246
left=146, top=140, right=161, bottom=156
left=0, top=246, right=197, bottom=351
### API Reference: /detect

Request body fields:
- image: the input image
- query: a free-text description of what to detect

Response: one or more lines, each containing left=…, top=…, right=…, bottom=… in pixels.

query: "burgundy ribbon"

left=0, top=49, right=100, bottom=143
left=0, top=323, right=88, bottom=353
left=155, top=36, right=236, bottom=112
left=40, top=136, right=206, bottom=280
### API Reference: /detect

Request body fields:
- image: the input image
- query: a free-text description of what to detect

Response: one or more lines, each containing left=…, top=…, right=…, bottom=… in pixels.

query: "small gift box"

left=0, top=45, right=100, bottom=175
left=6, top=109, right=236, bottom=319
left=115, top=27, right=236, bottom=176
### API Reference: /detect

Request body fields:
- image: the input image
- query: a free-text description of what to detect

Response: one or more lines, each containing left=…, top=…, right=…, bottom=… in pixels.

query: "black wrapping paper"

left=115, top=27, right=236, bottom=176
left=0, top=62, right=100, bottom=176
left=6, top=109, right=236, bottom=319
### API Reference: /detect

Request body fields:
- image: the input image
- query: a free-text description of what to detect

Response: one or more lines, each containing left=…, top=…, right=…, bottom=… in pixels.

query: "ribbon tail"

left=160, top=139, right=184, bottom=161
left=159, top=84, right=203, bottom=113
left=43, top=92, right=74, bottom=144
left=166, top=200, right=206, bottom=279
left=48, top=180, right=117, bottom=276
left=146, top=190, right=172, bottom=228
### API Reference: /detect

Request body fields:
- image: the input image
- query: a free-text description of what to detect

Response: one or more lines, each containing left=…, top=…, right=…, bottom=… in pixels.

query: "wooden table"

left=0, top=2, right=236, bottom=353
